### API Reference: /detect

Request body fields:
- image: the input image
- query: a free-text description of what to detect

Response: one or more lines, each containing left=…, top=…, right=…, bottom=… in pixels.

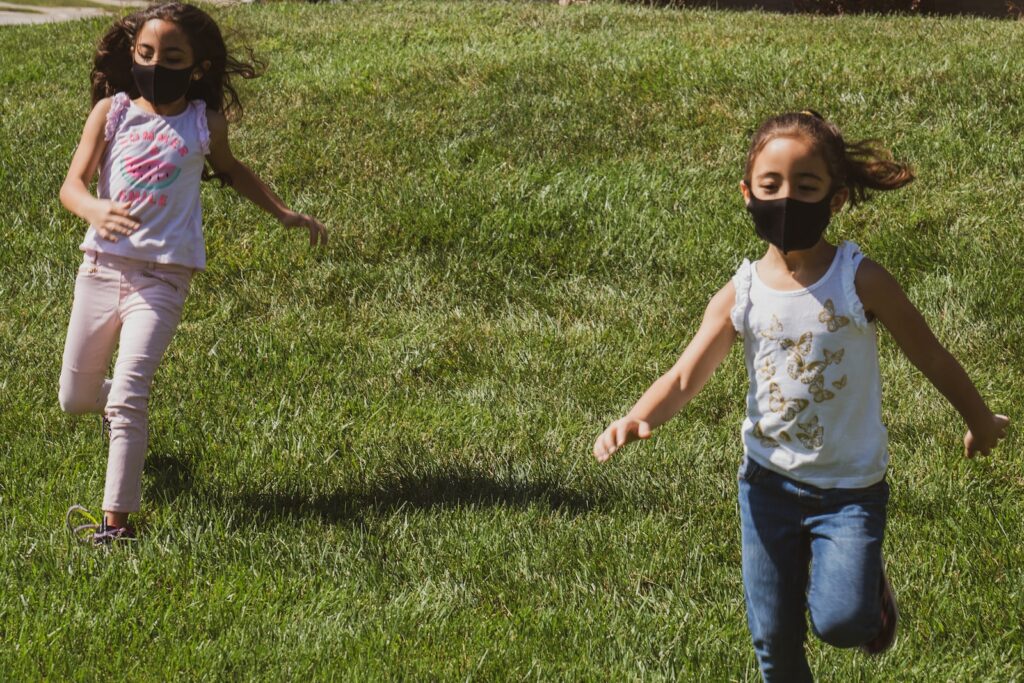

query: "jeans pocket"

left=738, top=455, right=765, bottom=484
left=140, top=269, right=188, bottom=294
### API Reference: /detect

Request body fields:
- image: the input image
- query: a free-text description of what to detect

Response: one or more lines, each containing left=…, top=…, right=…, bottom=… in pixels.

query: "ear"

left=739, top=180, right=751, bottom=204
left=829, top=186, right=849, bottom=215
left=193, top=60, right=212, bottom=80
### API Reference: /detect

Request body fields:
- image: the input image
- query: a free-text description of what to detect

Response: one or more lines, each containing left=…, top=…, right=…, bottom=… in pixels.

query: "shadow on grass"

left=143, top=449, right=616, bottom=525
left=230, top=467, right=611, bottom=524
left=145, top=451, right=197, bottom=505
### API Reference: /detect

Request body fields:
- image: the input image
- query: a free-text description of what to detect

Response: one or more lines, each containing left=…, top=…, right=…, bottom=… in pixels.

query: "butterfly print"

left=753, top=421, right=791, bottom=448
left=753, top=421, right=778, bottom=448
left=832, top=375, right=847, bottom=390
left=759, top=314, right=784, bottom=341
left=795, top=415, right=824, bottom=449
left=768, top=382, right=809, bottom=420
left=787, top=354, right=827, bottom=384
left=818, top=299, right=850, bottom=332
left=808, top=375, right=835, bottom=403
left=823, top=348, right=844, bottom=365
left=757, top=355, right=777, bottom=381
left=780, top=331, right=812, bottom=356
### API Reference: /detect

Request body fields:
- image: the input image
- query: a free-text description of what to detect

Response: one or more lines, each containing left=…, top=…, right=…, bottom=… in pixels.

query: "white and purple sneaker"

left=66, top=505, right=136, bottom=546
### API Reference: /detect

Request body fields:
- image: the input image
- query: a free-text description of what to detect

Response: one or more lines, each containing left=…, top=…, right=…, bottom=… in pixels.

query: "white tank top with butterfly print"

left=730, top=240, right=887, bottom=488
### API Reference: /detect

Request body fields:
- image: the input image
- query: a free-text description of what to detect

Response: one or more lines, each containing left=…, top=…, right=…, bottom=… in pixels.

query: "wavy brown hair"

left=90, top=2, right=263, bottom=183
left=744, top=111, right=915, bottom=206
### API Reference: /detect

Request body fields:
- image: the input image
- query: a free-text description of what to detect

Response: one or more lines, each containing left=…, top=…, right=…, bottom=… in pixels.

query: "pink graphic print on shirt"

left=121, top=145, right=182, bottom=190
left=114, top=128, right=190, bottom=207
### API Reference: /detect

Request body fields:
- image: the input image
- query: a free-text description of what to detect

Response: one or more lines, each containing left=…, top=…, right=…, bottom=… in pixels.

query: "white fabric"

left=80, top=93, right=208, bottom=270
left=731, top=241, right=887, bottom=488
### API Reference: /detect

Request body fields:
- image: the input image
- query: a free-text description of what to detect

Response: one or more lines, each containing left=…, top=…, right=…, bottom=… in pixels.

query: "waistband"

left=83, top=249, right=195, bottom=275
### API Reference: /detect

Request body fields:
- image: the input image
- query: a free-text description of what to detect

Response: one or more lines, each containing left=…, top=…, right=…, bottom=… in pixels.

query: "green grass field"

left=1, top=1, right=1021, bottom=679
left=0, top=0, right=119, bottom=10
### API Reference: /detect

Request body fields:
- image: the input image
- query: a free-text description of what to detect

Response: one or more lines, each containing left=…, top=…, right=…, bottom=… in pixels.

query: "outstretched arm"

left=856, top=258, right=1009, bottom=457
left=593, top=281, right=738, bottom=462
left=205, top=110, right=327, bottom=247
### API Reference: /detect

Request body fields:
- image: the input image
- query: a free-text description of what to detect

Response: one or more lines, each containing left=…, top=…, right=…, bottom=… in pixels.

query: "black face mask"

left=131, top=62, right=195, bottom=106
left=746, top=191, right=833, bottom=254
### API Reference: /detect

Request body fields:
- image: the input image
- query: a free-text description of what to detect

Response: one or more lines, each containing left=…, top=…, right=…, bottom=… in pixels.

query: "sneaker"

left=861, top=564, right=898, bottom=655
left=66, top=505, right=136, bottom=546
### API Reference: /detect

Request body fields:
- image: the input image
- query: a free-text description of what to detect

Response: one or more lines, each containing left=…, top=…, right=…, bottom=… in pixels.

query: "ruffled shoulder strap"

left=839, top=240, right=869, bottom=329
left=193, top=99, right=211, bottom=155
left=103, top=92, right=131, bottom=142
left=730, top=258, right=753, bottom=338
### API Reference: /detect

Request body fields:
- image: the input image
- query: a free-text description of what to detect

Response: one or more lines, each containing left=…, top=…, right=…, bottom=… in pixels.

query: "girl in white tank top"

left=58, top=3, right=328, bottom=544
left=592, top=112, right=1009, bottom=681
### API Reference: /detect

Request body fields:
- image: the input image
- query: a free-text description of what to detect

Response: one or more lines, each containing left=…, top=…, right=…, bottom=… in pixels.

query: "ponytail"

left=841, top=138, right=915, bottom=205
left=744, top=111, right=914, bottom=207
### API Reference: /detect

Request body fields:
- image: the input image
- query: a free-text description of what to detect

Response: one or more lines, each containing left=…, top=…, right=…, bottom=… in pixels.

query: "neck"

left=763, top=239, right=837, bottom=273
left=134, top=96, right=189, bottom=117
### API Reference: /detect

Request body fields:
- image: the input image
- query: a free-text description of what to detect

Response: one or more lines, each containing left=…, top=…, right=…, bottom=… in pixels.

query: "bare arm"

left=205, top=110, right=327, bottom=247
left=856, top=258, right=1009, bottom=457
left=59, top=98, right=140, bottom=241
left=593, top=281, right=738, bottom=461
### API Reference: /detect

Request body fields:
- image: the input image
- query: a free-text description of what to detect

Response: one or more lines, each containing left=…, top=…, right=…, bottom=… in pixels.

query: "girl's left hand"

left=282, top=211, right=328, bottom=247
left=964, top=413, right=1010, bottom=458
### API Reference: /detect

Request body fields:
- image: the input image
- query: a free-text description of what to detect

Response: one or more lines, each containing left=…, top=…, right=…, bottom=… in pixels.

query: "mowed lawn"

left=1, top=1, right=1021, bottom=679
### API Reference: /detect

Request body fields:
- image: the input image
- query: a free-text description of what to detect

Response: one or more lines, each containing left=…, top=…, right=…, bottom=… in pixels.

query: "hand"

left=281, top=211, right=328, bottom=247
left=593, top=417, right=652, bottom=463
left=87, top=200, right=139, bottom=242
left=964, top=414, right=1010, bottom=458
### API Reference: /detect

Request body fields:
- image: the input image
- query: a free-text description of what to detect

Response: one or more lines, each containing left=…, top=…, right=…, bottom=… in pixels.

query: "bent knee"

left=58, top=386, right=97, bottom=415
left=813, top=613, right=878, bottom=648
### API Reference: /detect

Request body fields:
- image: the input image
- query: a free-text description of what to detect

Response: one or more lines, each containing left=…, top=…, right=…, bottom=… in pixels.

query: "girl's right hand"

left=87, top=200, right=140, bottom=242
left=593, top=418, right=652, bottom=463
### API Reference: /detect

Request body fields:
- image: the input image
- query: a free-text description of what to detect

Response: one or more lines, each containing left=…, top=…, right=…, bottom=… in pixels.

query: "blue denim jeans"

left=737, top=455, right=889, bottom=683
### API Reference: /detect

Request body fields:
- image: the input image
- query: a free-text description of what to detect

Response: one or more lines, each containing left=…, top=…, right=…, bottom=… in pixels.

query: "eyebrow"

left=755, top=171, right=824, bottom=181
left=136, top=43, right=186, bottom=54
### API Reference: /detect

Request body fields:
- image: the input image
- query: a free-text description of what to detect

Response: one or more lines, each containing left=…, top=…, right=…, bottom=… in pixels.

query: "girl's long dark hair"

left=90, top=2, right=263, bottom=183
left=744, top=111, right=915, bottom=206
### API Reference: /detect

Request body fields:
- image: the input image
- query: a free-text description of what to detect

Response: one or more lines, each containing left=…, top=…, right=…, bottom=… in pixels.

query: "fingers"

left=964, top=433, right=984, bottom=458
left=995, top=414, right=1010, bottom=437
left=604, top=426, right=620, bottom=457
left=593, top=419, right=654, bottom=462
left=614, top=422, right=628, bottom=449
left=111, top=203, right=141, bottom=224
left=112, top=218, right=139, bottom=234
left=303, top=216, right=328, bottom=248
left=593, top=425, right=620, bottom=462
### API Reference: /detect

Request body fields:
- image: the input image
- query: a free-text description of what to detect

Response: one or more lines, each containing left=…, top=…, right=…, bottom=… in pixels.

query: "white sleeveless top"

left=730, top=241, right=887, bottom=488
left=80, top=92, right=210, bottom=270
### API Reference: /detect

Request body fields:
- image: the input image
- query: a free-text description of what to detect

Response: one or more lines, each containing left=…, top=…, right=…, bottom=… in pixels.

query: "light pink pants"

left=59, top=250, right=193, bottom=513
